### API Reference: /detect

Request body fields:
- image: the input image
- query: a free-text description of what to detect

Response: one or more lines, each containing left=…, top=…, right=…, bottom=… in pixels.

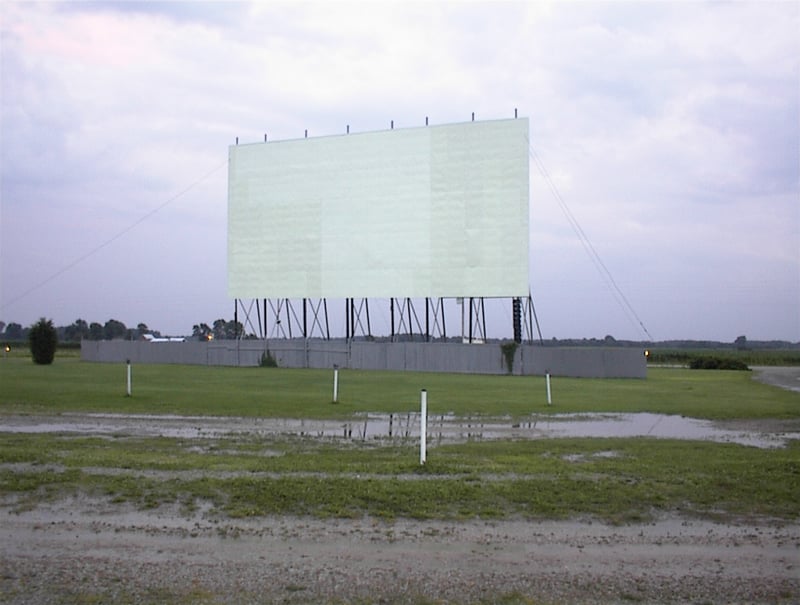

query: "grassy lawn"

left=1, top=431, right=798, bottom=523
left=1, top=354, right=798, bottom=419
left=1, top=353, right=799, bottom=523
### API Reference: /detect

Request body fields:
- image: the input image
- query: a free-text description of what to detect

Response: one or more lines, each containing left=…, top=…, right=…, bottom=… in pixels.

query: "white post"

left=545, top=371, right=552, bottom=405
left=457, top=297, right=464, bottom=342
left=420, top=389, right=427, bottom=465
left=332, top=365, right=339, bottom=403
left=126, top=359, right=132, bottom=397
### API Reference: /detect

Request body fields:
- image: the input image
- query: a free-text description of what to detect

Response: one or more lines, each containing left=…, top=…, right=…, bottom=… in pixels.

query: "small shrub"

left=688, top=357, right=749, bottom=371
left=260, top=350, right=278, bottom=367
left=500, top=341, right=518, bottom=374
left=29, top=318, right=57, bottom=365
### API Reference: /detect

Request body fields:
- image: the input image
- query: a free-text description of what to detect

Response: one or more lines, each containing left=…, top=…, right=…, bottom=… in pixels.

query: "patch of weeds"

left=58, top=593, right=106, bottom=605
left=129, top=586, right=219, bottom=605
left=482, top=592, right=541, bottom=605
left=215, top=525, right=242, bottom=539
left=3, top=430, right=800, bottom=523
left=260, top=350, right=278, bottom=367
left=500, top=341, right=518, bottom=374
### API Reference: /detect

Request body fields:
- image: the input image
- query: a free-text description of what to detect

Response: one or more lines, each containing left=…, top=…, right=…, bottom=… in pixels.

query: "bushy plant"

left=29, top=318, right=57, bottom=365
left=500, top=341, right=518, bottom=374
left=260, top=350, right=278, bottom=367
left=688, top=357, right=749, bottom=371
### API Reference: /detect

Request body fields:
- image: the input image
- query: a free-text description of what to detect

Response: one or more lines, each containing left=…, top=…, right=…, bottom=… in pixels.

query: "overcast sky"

left=1, top=1, right=798, bottom=342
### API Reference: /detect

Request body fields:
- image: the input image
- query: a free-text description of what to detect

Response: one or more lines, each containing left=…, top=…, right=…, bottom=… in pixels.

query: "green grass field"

left=1, top=353, right=799, bottom=419
left=2, top=430, right=798, bottom=523
left=648, top=347, right=800, bottom=367
left=1, top=353, right=799, bottom=523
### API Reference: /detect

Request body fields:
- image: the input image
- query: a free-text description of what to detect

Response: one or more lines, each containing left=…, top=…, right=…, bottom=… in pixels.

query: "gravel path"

left=2, top=499, right=798, bottom=604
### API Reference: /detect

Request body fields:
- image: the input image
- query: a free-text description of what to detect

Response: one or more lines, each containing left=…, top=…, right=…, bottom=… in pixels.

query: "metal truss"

left=234, top=294, right=538, bottom=343
left=464, top=297, right=487, bottom=343
left=390, top=298, right=447, bottom=341
left=236, top=298, right=330, bottom=340
left=516, top=292, right=544, bottom=344
left=345, top=298, right=371, bottom=340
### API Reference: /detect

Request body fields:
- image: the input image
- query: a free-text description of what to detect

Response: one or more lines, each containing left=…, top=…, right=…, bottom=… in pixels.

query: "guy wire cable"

left=1, top=158, right=228, bottom=312
left=526, top=137, right=652, bottom=340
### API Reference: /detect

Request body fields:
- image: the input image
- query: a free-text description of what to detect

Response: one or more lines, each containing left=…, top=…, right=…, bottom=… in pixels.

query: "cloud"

left=1, top=1, right=798, bottom=341
left=55, top=0, right=251, bottom=28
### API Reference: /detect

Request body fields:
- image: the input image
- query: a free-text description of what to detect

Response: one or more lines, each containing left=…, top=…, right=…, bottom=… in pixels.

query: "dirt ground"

left=2, top=498, right=798, bottom=605
left=1, top=367, right=798, bottom=604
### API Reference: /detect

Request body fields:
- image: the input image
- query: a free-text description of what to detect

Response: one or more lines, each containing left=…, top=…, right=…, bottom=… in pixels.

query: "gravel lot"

left=2, top=498, right=798, bottom=605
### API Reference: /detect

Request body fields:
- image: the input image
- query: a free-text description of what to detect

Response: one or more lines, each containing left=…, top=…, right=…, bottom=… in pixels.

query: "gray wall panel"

left=81, top=340, right=646, bottom=378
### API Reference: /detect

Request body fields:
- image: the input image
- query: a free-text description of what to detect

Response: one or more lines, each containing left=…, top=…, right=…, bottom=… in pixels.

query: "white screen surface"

left=228, top=118, right=529, bottom=299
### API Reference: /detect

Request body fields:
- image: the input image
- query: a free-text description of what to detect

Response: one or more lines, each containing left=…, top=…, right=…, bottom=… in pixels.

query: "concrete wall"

left=80, top=340, right=266, bottom=367
left=82, top=339, right=646, bottom=378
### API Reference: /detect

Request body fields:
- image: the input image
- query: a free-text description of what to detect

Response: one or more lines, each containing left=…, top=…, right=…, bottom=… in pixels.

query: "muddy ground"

left=2, top=498, right=798, bottom=605
left=1, top=367, right=799, bottom=604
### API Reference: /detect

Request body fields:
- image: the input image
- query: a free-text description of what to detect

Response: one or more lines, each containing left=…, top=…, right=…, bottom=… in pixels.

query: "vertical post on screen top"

left=126, top=359, right=132, bottom=397
left=420, top=389, right=427, bottom=465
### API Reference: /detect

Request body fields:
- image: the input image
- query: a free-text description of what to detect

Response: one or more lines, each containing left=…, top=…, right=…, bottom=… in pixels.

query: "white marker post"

left=332, top=364, right=339, bottom=403
left=545, top=371, right=552, bottom=406
left=420, top=389, right=427, bottom=465
left=126, top=359, right=132, bottom=397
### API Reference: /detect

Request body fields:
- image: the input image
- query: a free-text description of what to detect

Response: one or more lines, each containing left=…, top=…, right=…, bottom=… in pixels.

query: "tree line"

left=0, top=318, right=245, bottom=342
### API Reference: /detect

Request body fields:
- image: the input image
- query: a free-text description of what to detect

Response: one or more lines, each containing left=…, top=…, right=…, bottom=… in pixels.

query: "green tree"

left=4, top=322, right=23, bottom=340
left=64, top=318, right=89, bottom=342
left=192, top=323, right=212, bottom=341
left=212, top=319, right=227, bottom=340
left=103, top=319, right=127, bottom=340
left=89, top=322, right=104, bottom=341
left=29, top=318, right=57, bottom=365
left=225, top=320, right=243, bottom=339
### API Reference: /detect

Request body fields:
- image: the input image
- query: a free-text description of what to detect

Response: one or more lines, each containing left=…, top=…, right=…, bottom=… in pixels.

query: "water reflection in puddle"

left=524, top=413, right=800, bottom=448
left=1, top=412, right=797, bottom=449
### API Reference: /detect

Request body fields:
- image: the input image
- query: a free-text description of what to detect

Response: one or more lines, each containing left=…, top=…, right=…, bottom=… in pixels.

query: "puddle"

left=359, top=412, right=800, bottom=448
left=561, top=450, right=620, bottom=463
left=526, top=412, right=800, bottom=448
left=1, top=412, right=798, bottom=449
